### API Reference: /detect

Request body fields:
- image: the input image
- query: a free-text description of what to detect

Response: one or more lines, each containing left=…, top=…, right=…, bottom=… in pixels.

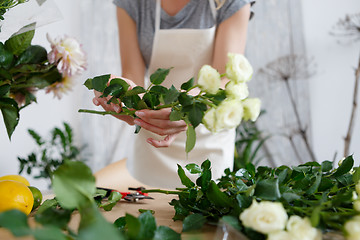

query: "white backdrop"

left=0, top=0, right=359, bottom=190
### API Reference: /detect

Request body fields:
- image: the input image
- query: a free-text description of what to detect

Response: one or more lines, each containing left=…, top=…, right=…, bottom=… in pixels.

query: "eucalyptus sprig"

left=79, top=53, right=261, bottom=153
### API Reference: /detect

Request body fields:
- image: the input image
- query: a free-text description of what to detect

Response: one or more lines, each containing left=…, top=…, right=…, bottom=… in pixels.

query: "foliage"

left=0, top=0, right=28, bottom=21
left=144, top=156, right=360, bottom=239
left=0, top=25, right=85, bottom=139
left=18, top=122, right=86, bottom=182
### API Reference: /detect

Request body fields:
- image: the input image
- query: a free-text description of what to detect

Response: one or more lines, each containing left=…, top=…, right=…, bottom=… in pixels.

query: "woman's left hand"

left=134, top=108, right=187, bottom=148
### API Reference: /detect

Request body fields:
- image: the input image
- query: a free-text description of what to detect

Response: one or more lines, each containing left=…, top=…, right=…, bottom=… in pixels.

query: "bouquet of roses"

left=0, top=26, right=86, bottom=139
left=80, top=53, right=261, bottom=153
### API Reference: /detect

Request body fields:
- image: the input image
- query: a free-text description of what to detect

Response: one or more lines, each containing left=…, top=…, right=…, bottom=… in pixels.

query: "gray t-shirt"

left=113, top=0, right=255, bottom=67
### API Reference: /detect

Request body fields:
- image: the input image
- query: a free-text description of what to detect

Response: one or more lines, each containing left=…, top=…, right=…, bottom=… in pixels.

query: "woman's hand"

left=134, top=108, right=187, bottom=148
left=92, top=75, right=137, bottom=125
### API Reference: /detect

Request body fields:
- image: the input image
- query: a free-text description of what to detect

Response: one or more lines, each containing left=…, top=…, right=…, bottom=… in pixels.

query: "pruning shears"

left=96, top=186, right=154, bottom=202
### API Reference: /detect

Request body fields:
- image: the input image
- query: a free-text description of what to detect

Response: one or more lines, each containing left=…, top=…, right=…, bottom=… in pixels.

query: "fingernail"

left=146, top=139, right=153, bottom=144
left=134, top=119, right=141, bottom=126
left=93, top=98, right=99, bottom=105
left=135, top=111, right=145, bottom=118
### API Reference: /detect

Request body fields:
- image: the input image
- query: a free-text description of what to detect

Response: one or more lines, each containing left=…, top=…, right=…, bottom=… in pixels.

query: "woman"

left=94, top=0, right=254, bottom=189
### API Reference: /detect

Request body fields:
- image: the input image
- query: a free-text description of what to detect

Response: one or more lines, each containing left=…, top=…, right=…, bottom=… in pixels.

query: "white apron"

left=128, top=0, right=235, bottom=189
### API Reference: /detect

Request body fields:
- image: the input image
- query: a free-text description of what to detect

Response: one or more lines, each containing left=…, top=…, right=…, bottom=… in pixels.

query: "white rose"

left=345, top=216, right=360, bottom=240
left=356, top=181, right=360, bottom=196
left=353, top=191, right=359, bottom=201
left=242, top=98, right=261, bottom=121
left=225, top=81, right=249, bottom=100
left=354, top=200, right=360, bottom=212
left=225, top=53, right=253, bottom=83
left=267, top=231, right=292, bottom=240
left=239, top=200, right=288, bottom=234
left=286, top=216, right=322, bottom=240
left=197, top=65, right=221, bottom=94
left=47, top=34, right=86, bottom=77
left=203, top=108, right=217, bottom=133
left=215, top=99, right=243, bottom=130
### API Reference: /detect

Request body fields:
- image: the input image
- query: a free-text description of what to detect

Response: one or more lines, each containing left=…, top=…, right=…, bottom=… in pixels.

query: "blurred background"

left=0, top=0, right=359, bottom=190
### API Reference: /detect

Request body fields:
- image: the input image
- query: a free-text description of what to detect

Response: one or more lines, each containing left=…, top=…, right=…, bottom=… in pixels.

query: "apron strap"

left=155, top=0, right=217, bottom=31
left=155, top=0, right=161, bottom=32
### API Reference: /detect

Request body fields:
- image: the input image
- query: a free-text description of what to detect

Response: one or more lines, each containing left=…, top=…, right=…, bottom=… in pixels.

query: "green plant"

left=144, top=156, right=360, bottom=239
left=0, top=0, right=28, bottom=21
left=18, top=122, right=86, bottom=181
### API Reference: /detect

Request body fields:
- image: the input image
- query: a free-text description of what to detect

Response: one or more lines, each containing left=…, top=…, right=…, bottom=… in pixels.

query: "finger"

left=146, top=134, right=178, bottom=148
left=134, top=118, right=187, bottom=136
left=135, top=108, right=171, bottom=120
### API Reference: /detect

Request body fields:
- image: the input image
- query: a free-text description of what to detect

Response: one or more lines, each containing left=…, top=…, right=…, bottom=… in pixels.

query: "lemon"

left=28, top=186, right=42, bottom=210
left=0, top=174, right=30, bottom=186
left=0, top=180, right=34, bottom=215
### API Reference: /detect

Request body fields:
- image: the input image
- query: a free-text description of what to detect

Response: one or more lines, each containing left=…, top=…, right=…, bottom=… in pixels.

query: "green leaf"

left=352, top=167, right=360, bottom=184
left=178, top=92, right=193, bottom=106
left=236, top=194, right=252, bottom=209
left=125, top=86, right=146, bottom=96
left=183, top=102, right=207, bottom=128
left=149, top=85, right=168, bottom=95
left=0, top=43, right=14, bottom=69
left=32, top=226, right=68, bottom=240
left=177, top=164, right=195, bottom=188
left=306, top=173, right=322, bottom=195
left=310, top=206, right=322, bottom=227
left=201, top=160, right=211, bottom=170
left=282, top=192, right=301, bottom=203
left=0, top=97, right=19, bottom=139
left=196, top=168, right=211, bottom=191
left=143, top=92, right=160, bottom=109
left=150, top=68, right=171, bottom=85
left=101, top=191, right=122, bottom=211
left=164, top=85, right=180, bottom=105
left=321, top=161, right=333, bottom=172
left=15, top=45, right=47, bottom=65
left=332, top=156, right=354, bottom=178
left=0, top=210, right=30, bottom=237
left=78, top=202, right=125, bottom=240
left=181, top=78, right=194, bottom=91
left=138, top=211, right=157, bottom=239
left=221, top=215, right=243, bottom=232
left=182, top=213, right=206, bottom=232
left=153, top=226, right=181, bottom=240
left=52, top=161, right=96, bottom=209
left=28, top=129, right=44, bottom=146
left=125, top=213, right=141, bottom=239
left=0, top=84, right=10, bottom=97
left=185, top=124, right=196, bottom=154
left=122, top=95, right=142, bottom=110
left=34, top=207, right=72, bottom=229
left=84, top=74, right=110, bottom=92
left=114, top=217, right=126, bottom=232
left=185, top=163, right=202, bottom=174
left=207, top=180, right=233, bottom=208
left=5, top=24, right=35, bottom=55
left=170, top=199, right=190, bottom=221
left=254, top=179, right=281, bottom=201
left=169, top=109, right=183, bottom=121
left=36, top=198, right=59, bottom=214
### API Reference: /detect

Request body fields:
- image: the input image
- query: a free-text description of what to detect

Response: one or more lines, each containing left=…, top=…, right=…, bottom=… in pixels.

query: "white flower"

left=225, top=81, right=249, bottom=100
left=353, top=191, right=359, bottom=201
left=286, top=216, right=322, bottom=240
left=345, top=216, right=360, bottom=240
left=47, top=34, right=86, bottom=77
left=356, top=181, right=360, bottom=196
left=267, top=231, right=292, bottom=240
left=225, top=53, right=253, bottom=83
left=197, top=65, right=221, bottom=94
left=239, top=200, right=288, bottom=234
left=242, top=98, right=261, bottom=121
left=354, top=200, right=360, bottom=212
left=215, top=99, right=243, bottom=131
left=203, top=108, right=217, bottom=133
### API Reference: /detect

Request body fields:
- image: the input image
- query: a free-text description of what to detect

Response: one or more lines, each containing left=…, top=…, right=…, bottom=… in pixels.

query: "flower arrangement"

left=79, top=53, right=261, bottom=153
left=0, top=27, right=86, bottom=139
